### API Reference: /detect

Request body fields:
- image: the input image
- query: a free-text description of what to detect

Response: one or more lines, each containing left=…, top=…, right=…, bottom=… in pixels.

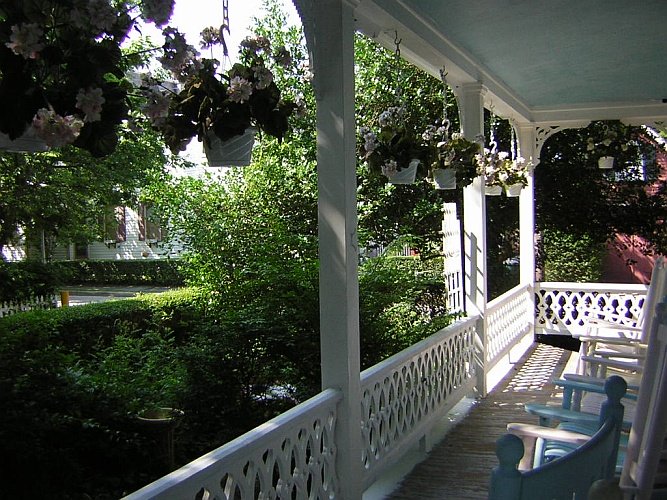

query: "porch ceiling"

left=354, top=0, right=667, bottom=125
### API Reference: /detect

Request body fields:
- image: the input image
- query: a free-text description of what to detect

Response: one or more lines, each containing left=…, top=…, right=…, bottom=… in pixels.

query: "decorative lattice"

left=486, top=284, right=532, bottom=363
left=360, top=321, right=477, bottom=482
left=442, top=202, right=463, bottom=313
left=535, top=283, right=647, bottom=335
left=125, top=391, right=341, bottom=500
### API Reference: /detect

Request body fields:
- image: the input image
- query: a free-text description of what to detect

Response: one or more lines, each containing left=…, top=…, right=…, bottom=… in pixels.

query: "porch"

left=123, top=281, right=646, bottom=499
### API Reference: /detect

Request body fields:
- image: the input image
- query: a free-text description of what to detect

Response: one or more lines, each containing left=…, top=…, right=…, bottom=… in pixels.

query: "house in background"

left=601, top=131, right=667, bottom=283
left=50, top=204, right=180, bottom=262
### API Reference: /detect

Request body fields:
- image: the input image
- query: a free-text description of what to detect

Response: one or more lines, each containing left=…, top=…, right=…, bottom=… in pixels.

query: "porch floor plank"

left=386, top=343, right=572, bottom=499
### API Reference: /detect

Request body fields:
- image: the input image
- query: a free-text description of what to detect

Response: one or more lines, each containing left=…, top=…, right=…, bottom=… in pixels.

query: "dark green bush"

left=539, top=228, right=605, bottom=282
left=52, top=259, right=186, bottom=286
left=0, top=255, right=455, bottom=499
left=0, top=260, right=61, bottom=302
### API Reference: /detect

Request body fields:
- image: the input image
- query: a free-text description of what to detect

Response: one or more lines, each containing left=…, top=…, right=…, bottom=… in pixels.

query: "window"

left=138, top=204, right=166, bottom=242
left=102, top=206, right=126, bottom=244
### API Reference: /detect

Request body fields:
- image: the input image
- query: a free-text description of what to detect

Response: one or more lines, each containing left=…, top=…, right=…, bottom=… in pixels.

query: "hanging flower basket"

left=486, top=184, right=503, bottom=196
left=433, top=168, right=457, bottom=189
left=505, top=183, right=523, bottom=197
left=0, top=130, right=48, bottom=153
left=598, top=156, right=614, bottom=169
left=204, top=128, right=256, bottom=167
left=387, top=159, right=419, bottom=184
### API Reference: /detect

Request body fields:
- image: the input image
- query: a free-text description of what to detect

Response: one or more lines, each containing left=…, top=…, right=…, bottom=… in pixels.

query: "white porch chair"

left=574, top=257, right=667, bottom=380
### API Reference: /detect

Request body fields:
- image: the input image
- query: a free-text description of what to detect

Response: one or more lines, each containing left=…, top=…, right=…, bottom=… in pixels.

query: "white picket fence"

left=0, top=294, right=58, bottom=318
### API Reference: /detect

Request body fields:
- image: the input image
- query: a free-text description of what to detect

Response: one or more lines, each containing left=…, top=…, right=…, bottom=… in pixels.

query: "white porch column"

left=516, top=125, right=537, bottom=285
left=459, top=82, right=488, bottom=395
left=309, top=1, right=362, bottom=498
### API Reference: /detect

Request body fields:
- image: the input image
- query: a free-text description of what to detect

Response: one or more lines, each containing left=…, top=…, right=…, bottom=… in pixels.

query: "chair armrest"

left=562, top=373, right=640, bottom=393
left=507, top=422, right=592, bottom=444
left=579, top=355, right=644, bottom=375
left=577, top=336, right=644, bottom=345
left=506, top=422, right=592, bottom=470
left=524, top=403, right=599, bottom=426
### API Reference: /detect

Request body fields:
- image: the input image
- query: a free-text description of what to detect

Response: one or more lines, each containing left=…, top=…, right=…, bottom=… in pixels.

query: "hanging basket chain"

left=439, top=67, right=450, bottom=138
left=219, top=0, right=231, bottom=58
left=393, top=31, right=404, bottom=106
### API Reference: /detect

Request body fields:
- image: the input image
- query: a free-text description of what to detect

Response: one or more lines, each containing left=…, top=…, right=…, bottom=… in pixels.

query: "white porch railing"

left=124, top=281, right=649, bottom=499
left=123, top=389, right=342, bottom=500
left=485, top=283, right=533, bottom=367
left=534, top=282, right=647, bottom=336
left=359, top=316, right=477, bottom=488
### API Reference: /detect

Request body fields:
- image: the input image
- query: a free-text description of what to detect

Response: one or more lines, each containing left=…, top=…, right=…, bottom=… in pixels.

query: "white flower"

left=32, top=108, right=84, bottom=148
left=141, top=89, right=171, bottom=125
left=381, top=159, right=398, bottom=177
left=6, top=23, right=43, bottom=59
left=253, top=66, right=274, bottom=90
left=451, top=132, right=464, bottom=141
left=76, top=87, right=105, bottom=122
left=70, top=0, right=116, bottom=34
left=227, top=76, right=253, bottom=103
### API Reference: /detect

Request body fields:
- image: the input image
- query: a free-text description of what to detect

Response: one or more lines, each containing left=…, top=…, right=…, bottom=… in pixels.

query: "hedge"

left=52, top=259, right=186, bottom=286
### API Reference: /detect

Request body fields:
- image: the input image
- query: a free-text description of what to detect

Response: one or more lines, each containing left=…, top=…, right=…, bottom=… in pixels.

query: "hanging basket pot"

left=0, top=130, right=48, bottom=153
left=598, top=156, right=614, bottom=169
left=485, top=184, right=503, bottom=196
left=388, top=159, right=419, bottom=184
left=505, top=183, right=524, bottom=197
left=433, top=168, right=457, bottom=190
left=204, top=127, right=256, bottom=167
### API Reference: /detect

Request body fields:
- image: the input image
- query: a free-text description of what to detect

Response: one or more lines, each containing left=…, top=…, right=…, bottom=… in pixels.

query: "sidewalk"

left=58, top=285, right=173, bottom=306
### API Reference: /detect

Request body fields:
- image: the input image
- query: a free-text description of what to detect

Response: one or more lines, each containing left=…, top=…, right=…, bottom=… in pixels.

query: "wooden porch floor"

left=386, top=343, right=574, bottom=499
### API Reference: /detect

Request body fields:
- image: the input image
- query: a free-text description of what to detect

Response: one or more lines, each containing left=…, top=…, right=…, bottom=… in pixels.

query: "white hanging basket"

left=388, top=159, right=419, bottom=184
left=598, top=156, right=614, bottom=169
left=505, top=183, right=524, bottom=197
left=433, top=168, right=457, bottom=190
left=485, top=184, right=503, bottom=196
left=204, top=127, right=256, bottom=167
left=0, top=129, right=48, bottom=153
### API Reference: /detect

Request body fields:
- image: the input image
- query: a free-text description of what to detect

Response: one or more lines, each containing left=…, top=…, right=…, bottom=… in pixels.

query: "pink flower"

left=76, top=87, right=105, bottom=122
left=227, top=76, right=253, bottom=103
left=6, top=23, right=43, bottom=59
left=32, top=108, right=84, bottom=148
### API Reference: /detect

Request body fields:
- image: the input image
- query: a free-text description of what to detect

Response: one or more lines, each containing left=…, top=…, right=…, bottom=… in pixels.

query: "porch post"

left=309, top=1, right=362, bottom=498
left=459, top=82, right=489, bottom=395
left=516, top=125, right=537, bottom=286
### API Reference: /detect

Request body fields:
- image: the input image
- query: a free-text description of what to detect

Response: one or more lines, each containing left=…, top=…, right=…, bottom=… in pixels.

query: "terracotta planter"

left=598, top=156, right=614, bottom=169
left=0, top=130, right=48, bottom=153
left=505, top=183, right=523, bottom=197
left=204, top=128, right=256, bottom=167
left=485, top=184, right=503, bottom=196
left=388, top=158, right=419, bottom=184
left=433, top=168, right=456, bottom=190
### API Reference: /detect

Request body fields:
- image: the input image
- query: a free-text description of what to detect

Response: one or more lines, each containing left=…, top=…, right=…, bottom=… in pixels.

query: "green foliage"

left=0, top=260, right=61, bottom=301
left=359, top=256, right=455, bottom=368
left=0, top=127, right=175, bottom=256
left=536, top=120, right=666, bottom=277
left=52, top=259, right=186, bottom=286
left=539, top=228, right=605, bottom=282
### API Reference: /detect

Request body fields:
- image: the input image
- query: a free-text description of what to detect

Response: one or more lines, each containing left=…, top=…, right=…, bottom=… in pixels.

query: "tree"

left=0, top=127, right=174, bottom=259
left=535, top=121, right=667, bottom=280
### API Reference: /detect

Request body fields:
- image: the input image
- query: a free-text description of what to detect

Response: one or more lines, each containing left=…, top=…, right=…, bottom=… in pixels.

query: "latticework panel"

left=360, top=320, right=477, bottom=480
left=442, top=202, right=463, bottom=313
left=486, top=284, right=531, bottom=363
left=125, top=390, right=341, bottom=500
left=535, top=283, right=646, bottom=334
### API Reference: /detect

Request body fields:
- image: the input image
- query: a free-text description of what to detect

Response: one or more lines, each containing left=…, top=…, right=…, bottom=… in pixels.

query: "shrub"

left=52, top=259, right=187, bottom=286
left=0, top=260, right=61, bottom=302
left=539, top=228, right=605, bottom=282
